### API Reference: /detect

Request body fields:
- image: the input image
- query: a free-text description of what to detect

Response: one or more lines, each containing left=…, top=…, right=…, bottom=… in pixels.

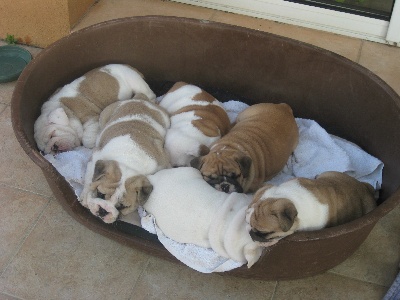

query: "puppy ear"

left=198, top=144, right=210, bottom=156
left=190, top=156, right=204, bottom=170
left=276, top=200, right=298, bottom=232
left=133, top=93, right=149, bottom=101
left=250, top=183, right=274, bottom=207
left=236, top=156, right=252, bottom=178
left=125, top=175, right=153, bottom=205
left=92, top=160, right=121, bottom=182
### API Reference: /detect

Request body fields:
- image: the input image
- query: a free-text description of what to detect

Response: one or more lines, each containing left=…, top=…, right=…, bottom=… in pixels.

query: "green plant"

left=5, top=34, right=17, bottom=44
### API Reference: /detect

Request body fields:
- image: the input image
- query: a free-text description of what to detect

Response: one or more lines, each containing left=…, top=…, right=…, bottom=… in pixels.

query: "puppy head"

left=119, top=175, right=153, bottom=215
left=35, top=107, right=82, bottom=154
left=87, top=160, right=152, bottom=223
left=190, top=151, right=252, bottom=193
left=247, top=197, right=298, bottom=243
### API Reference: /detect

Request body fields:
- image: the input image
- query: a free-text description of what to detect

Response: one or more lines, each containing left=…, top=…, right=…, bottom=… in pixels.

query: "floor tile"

left=0, top=104, right=7, bottom=114
left=0, top=82, right=16, bottom=106
left=359, top=41, right=400, bottom=96
left=0, top=185, right=49, bottom=274
left=0, top=107, right=53, bottom=197
left=0, top=293, right=24, bottom=300
left=73, top=0, right=215, bottom=32
left=0, top=200, right=150, bottom=300
left=330, top=203, right=400, bottom=287
left=274, top=272, right=387, bottom=300
left=211, top=11, right=362, bottom=61
left=132, top=256, right=276, bottom=300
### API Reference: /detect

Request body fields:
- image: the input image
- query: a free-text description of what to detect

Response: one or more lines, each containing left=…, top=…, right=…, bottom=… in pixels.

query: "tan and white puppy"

left=159, top=82, right=231, bottom=167
left=34, top=64, right=156, bottom=154
left=246, top=171, right=377, bottom=245
left=80, top=94, right=170, bottom=223
left=144, top=167, right=263, bottom=268
left=191, top=103, right=299, bottom=193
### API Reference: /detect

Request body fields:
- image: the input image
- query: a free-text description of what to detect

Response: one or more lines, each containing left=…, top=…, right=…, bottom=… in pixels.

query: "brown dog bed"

left=11, top=16, right=400, bottom=280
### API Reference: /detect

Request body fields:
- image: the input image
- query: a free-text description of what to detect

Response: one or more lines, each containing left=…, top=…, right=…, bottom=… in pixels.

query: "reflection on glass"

left=286, top=0, right=395, bottom=20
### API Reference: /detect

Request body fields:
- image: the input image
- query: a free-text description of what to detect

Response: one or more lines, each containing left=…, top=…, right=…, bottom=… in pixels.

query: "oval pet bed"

left=11, top=16, right=400, bottom=281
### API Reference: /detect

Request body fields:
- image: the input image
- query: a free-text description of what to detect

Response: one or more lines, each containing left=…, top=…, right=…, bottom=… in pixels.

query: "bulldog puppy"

left=79, top=93, right=170, bottom=223
left=191, top=103, right=299, bottom=193
left=246, top=171, right=377, bottom=245
left=34, top=64, right=156, bottom=154
left=159, top=82, right=231, bottom=167
left=144, top=167, right=263, bottom=268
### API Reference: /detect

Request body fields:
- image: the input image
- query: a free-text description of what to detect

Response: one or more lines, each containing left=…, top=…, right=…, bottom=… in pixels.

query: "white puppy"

left=34, top=64, right=156, bottom=154
left=159, top=82, right=231, bottom=167
left=144, top=167, right=263, bottom=268
left=80, top=94, right=170, bottom=224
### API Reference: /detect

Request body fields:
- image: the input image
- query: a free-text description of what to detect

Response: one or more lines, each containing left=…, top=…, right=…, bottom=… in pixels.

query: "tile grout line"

left=270, top=281, right=278, bottom=300
left=356, top=39, right=365, bottom=64
left=0, top=197, right=53, bottom=279
left=327, top=269, right=392, bottom=288
left=127, top=257, right=152, bottom=300
left=0, top=182, right=54, bottom=200
left=208, top=9, right=220, bottom=22
left=0, top=291, right=26, bottom=300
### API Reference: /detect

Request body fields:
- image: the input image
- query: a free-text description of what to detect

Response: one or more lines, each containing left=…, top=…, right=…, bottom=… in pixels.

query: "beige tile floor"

left=1, top=0, right=400, bottom=299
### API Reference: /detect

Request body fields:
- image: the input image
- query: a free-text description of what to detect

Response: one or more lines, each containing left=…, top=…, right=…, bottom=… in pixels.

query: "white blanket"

left=43, top=100, right=384, bottom=273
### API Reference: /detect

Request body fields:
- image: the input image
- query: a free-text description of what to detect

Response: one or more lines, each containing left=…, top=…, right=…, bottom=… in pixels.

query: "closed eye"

left=253, top=230, right=274, bottom=238
left=227, top=172, right=240, bottom=179
left=97, top=191, right=106, bottom=199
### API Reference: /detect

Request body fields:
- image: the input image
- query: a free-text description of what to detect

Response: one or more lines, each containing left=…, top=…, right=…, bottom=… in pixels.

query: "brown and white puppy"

left=79, top=93, right=170, bottom=223
left=159, top=82, right=231, bottom=167
left=34, top=64, right=156, bottom=154
left=246, top=171, right=377, bottom=245
left=191, top=103, right=299, bottom=193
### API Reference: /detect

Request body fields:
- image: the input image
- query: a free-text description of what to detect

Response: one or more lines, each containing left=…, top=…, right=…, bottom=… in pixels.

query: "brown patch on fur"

left=60, top=69, right=120, bottom=123
left=105, top=97, right=169, bottom=129
left=97, top=99, right=170, bottom=168
left=119, top=175, right=153, bottom=215
left=297, top=171, right=376, bottom=227
left=192, top=90, right=216, bottom=103
left=99, top=119, right=166, bottom=162
left=195, top=103, right=299, bottom=193
left=167, top=81, right=188, bottom=94
left=90, top=160, right=122, bottom=200
left=190, top=105, right=231, bottom=137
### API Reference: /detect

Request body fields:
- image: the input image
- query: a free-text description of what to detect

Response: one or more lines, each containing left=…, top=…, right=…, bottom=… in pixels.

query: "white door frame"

left=387, top=0, right=400, bottom=44
left=173, top=0, right=399, bottom=45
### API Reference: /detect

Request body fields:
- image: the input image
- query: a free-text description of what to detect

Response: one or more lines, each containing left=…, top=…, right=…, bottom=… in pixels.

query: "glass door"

left=287, top=0, right=395, bottom=20
left=173, top=0, right=400, bottom=45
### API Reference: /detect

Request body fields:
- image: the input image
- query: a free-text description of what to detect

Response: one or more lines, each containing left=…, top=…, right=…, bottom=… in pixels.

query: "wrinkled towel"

left=44, top=146, right=92, bottom=197
left=43, top=99, right=384, bottom=273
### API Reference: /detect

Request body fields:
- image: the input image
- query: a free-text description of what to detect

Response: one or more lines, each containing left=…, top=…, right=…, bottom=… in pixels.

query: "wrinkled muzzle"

left=43, top=124, right=80, bottom=154
left=87, top=198, right=120, bottom=224
left=205, top=175, right=243, bottom=193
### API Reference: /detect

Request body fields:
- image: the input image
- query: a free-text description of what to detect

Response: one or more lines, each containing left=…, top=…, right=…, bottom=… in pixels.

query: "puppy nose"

left=98, top=206, right=108, bottom=218
left=221, top=183, right=231, bottom=193
left=51, top=144, right=60, bottom=153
